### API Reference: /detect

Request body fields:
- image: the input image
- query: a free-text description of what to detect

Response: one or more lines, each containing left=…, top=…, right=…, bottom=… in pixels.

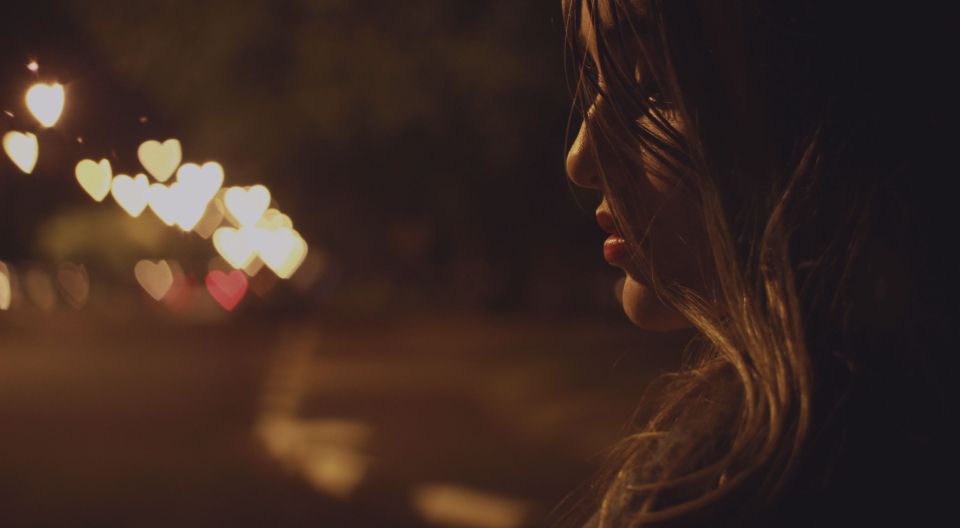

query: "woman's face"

left=565, top=0, right=709, bottom=332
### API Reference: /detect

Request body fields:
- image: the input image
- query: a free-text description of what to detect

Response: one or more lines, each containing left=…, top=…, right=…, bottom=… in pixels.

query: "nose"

left=565, top=109, right=602, bottom=191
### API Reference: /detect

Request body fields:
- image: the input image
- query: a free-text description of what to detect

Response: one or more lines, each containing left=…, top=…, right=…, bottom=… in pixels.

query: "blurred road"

left=0, top=312, right=688, bottom=527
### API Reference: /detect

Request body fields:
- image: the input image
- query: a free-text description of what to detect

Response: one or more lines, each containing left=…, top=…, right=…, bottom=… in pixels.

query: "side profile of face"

left=564, top=0, right=710, bottom=332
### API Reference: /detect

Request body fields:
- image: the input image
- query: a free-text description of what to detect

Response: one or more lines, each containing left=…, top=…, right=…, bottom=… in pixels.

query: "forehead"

left=570, top=0, right=646, bottom=57
left=576, top=0, right=614, bottom=56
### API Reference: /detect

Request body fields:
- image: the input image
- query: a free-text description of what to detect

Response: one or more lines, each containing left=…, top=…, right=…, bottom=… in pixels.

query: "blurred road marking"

left=255, top=327, right=373, bottom=500
left=411, top=483, right=531, bottom=528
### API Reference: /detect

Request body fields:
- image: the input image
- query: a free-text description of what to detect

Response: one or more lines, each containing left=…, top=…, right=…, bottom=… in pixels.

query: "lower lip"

left=603, top=235, right=629, bottom=264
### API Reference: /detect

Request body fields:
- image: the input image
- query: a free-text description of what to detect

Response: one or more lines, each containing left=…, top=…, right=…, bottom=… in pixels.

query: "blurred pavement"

left=0, top=312, right=689, bottom=527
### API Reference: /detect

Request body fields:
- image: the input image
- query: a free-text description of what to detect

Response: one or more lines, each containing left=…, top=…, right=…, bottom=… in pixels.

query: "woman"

left=557, top=0, right=954, bottom=526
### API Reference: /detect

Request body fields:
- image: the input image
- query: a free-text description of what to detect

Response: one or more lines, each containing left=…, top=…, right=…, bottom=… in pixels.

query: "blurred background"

left=0, top=1, right=690, bottom=526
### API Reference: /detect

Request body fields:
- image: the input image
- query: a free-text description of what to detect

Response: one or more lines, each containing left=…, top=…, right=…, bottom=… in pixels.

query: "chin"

left=618, top=275, right=693, bottom=332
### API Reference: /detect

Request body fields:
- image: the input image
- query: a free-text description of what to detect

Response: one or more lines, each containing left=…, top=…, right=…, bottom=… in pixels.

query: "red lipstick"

left=596, top=210, right=629, bottom=264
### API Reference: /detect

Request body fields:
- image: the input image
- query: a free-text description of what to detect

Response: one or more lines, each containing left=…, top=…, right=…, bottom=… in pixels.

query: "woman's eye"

left=640, top=81, right=667, bottom=107
left=632, top=64, right=668, bottom=108
left=647, top=92, right=666, bottom=108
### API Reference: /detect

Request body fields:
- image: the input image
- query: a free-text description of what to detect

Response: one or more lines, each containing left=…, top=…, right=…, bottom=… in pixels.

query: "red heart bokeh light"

left=205, top=270, right=248, bottom=311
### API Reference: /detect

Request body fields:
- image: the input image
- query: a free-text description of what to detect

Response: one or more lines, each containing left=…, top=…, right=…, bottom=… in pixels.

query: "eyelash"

left=633, top=64, right=669, bottom=108
left=640, top=80, right=668, bottom=108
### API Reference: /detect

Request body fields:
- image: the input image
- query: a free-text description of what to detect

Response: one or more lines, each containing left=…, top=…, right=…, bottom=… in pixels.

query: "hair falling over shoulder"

left=556, top=1, right=956, bottom=526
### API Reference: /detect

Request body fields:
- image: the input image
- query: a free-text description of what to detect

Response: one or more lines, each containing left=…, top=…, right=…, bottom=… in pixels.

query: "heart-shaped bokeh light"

left=134, top=259, right=174, bottom=301
left=111, top=173, right=150, bottom=217
left=224, top=185, right=271, bottom=227
left=173, top=190, right=210, bottom=231
left=213, top=226, right=257, bottom=269
left=147, top=183, right=180, bottom=226
left=257, top=208, right=293, bottom=231
left=205, top=269, right=248, bottom=311
left=176, top=162, right=224, bottom=203
left=25, top=82, right=65, bottom=127
left=56, top=262, right=89, bottom=309
left=75, top=159, right=113, bottom=202
left=137, top=139, right=181, bottom=182
left=253, top=227, right=309, bottom=279
left=3, top=131, right=39, bottom=174
left=193, top=198, right=225, bottom=239
left=145, top=182, right=210, bottom=230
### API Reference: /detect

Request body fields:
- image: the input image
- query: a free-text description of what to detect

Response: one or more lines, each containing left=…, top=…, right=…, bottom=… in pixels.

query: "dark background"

left=0, top=2, right=688, bottom=527
left=0, top=0, right=618, bottom=317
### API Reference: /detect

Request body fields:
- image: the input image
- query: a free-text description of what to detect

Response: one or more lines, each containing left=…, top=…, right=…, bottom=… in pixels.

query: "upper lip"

left=596, top=209, right=621, bottom=236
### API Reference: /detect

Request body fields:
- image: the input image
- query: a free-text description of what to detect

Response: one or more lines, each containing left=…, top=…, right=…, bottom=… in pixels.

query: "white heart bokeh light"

left=75, top=158, right=113, bottom=202
left=137, top=139, right=181, bottom=182
left=3, top=74, right=315, bottom=312
left=25, top=82, right=65, bottom=128
left=3, top=131, right=39, bottom=174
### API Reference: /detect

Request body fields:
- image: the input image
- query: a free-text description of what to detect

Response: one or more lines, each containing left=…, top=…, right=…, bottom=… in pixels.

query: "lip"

left=596, top=209, right=619, bottom=235
left=603, top=235, right=629, bottom=264
left=596, top=209, right=629, bottom=264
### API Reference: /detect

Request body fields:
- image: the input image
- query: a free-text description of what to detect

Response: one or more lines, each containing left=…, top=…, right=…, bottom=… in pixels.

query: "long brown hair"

left=557, top=1, right=953, bottom=526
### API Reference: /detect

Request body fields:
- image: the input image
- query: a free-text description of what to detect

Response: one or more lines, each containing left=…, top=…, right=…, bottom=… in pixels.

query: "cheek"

left=616, top=191, right=709, bottom=332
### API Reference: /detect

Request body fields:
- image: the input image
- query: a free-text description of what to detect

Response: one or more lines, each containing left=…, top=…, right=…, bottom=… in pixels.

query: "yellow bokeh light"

left=176, top=162, right=224, bottom=203
left=137, top=138, right=181, bottom=182
left=134, top=259, right=174, bottom=301
left=110, top=173, right=150, bottom=217
left=27, top=60, right=39, bottom=72
left=25, top=82, right=65, bottom=127
left=253, top=227, right=308, bottom=279
left=74, top=158, right=113, bottom=202
left=224, top=184, right=271, bottom=227
left=173, top=191, right=210, bottom=231
left=257, top=208, right=293, bottom=231
left=213, top=226, right=257, bottom=269
left=0, top=262, right=12, bottom=310
left=192, top=199, right=225, bottom=239
left=3, top=131, right=39, bottom=174
left=146, top=183, right=179, bottom=226
left=146, top=181, right=212, bottom=231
